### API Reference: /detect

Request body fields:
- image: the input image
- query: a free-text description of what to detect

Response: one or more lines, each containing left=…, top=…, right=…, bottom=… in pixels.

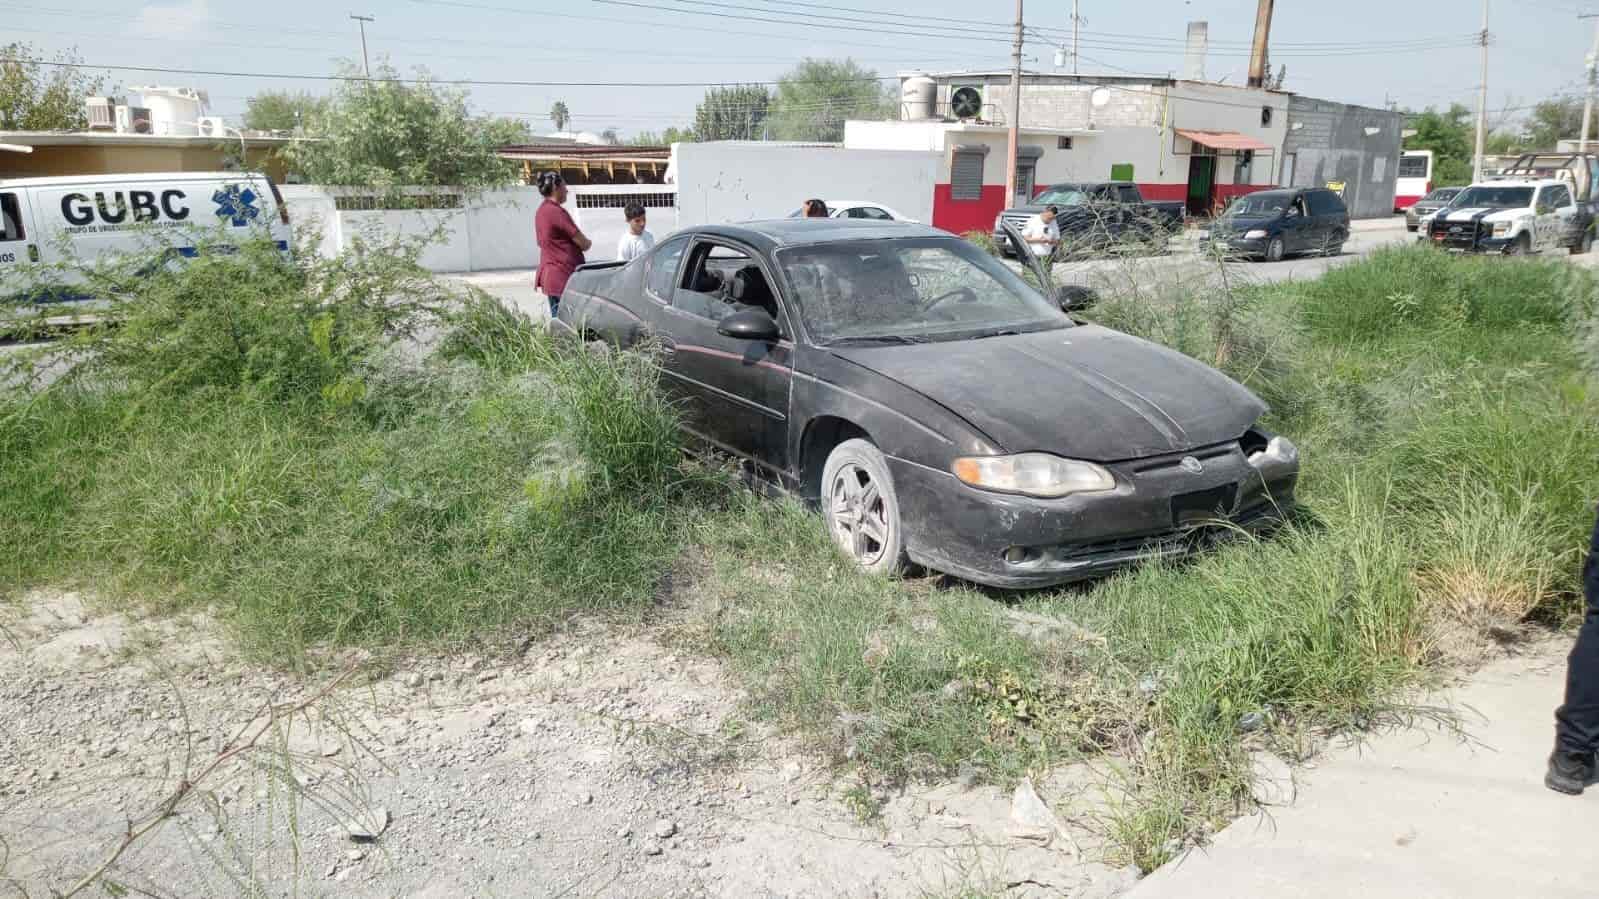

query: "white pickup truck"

left=1423, top=177, right=1593, bottom=255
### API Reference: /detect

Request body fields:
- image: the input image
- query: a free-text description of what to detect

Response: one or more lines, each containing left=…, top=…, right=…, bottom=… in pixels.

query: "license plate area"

left=1172, top=484, right=1238, bottom=528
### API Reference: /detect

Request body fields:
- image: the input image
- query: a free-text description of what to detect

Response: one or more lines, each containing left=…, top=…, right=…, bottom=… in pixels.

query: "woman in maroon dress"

left=534, top=172, right=592, bottom=320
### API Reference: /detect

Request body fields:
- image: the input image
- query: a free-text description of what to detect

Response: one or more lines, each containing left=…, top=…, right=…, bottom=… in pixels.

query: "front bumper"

left=1201, top=235, right=1267, bottom=257
left=889, top=442, right=1298, bottom=589
left=1427, top=228, right=1515, bottom=253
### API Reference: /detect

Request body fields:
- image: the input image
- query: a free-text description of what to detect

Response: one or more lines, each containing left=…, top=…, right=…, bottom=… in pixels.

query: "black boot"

left=1545, top=751, right=1596, bottom=795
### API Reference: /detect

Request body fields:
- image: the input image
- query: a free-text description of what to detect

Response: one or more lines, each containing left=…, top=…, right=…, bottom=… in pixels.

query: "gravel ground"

left=1, top=592, right=1140, bottom=898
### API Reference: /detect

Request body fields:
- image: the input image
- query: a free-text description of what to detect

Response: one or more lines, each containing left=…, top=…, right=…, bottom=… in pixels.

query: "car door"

left=660, top=238, right=794, bottom=472
left=1544, top=184, right=1577, bottom=251
left=1282, top=194, right=1313, bottom=252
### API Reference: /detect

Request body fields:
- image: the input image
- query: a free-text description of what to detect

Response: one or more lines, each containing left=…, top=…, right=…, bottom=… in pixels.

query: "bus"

left=1395, top=150, right=1433, bottom=212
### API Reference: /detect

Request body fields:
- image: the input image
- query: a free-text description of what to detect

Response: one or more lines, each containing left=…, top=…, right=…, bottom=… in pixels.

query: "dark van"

left=1201, top=188, right=1350, bottom=262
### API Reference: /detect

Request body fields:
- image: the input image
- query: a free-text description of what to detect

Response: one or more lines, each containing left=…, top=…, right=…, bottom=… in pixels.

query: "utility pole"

left=1072, top=0, right=1081, bottom=74
left=1006, top=0, right=1024, bottom=205
left=1581, top=12, right=1599, bottom=151
left=350, top=14, right=375, bottom=78
left=1473, top=0, right=1490, bottom=183
left=1246, top=0, right=1274, bottom=88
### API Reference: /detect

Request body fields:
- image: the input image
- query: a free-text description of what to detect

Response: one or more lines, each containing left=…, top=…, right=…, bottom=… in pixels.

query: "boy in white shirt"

left=615, top=203, right=656, bottom=262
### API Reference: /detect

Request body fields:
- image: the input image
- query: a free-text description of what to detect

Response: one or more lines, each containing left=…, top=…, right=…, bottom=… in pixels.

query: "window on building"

left=1261, top=106, right=1273, bottom=127
left=1110, top=163, right=1135, bottom=182
left=1234, top=150, right=1254, bottom=185
left=951, top=150, right=986, bottom=201
left=645, top=235, right=690, bottom=301
left=1057, top=136, right=1074, bottom=150
left=1015, top=165, right=1036, bottom=204
left=1398, top=155, right=1429, bottom=179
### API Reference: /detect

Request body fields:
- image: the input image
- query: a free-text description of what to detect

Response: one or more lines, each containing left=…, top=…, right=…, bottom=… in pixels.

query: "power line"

left=14, top=56, right=898, bottom=89
left=399, top=0, right=1006, bottom=55
left=624, top=0, right=1017, bottom=38
left=588, top=0, right=1015, bottom=44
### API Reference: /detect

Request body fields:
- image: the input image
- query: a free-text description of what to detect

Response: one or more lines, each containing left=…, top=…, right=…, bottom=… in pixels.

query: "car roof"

left=696, top=219, right=950, bottom=250
left=0, top=171, right=270, bottom=189
left=1470, top=178, right=1558, bottom=188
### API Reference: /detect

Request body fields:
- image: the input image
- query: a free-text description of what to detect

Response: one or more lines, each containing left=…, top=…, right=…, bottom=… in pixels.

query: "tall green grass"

left=0, top=242, right=700, bottom=660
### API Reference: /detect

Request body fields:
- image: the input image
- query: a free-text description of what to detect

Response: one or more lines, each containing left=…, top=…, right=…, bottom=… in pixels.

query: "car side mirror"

left=717, top=308, right=781, bottom=342
left=1056, top=284, right=1096, bottom=312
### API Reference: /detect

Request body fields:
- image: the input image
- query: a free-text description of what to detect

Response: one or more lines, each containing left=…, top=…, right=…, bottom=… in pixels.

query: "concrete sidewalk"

left=1128, top=640, right=1591, bottom=899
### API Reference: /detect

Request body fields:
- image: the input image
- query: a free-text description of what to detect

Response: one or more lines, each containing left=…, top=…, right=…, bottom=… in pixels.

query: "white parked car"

left=787, top=200, right=918, bottom=223
left=1422, top=178, right=1592, bottom=255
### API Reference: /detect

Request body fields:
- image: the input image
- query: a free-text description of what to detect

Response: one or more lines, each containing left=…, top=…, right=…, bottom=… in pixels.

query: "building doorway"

left=1186, top=154, right=1216, bottom=217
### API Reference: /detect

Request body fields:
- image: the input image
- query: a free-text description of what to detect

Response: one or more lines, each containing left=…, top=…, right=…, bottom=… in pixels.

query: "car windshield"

left=1424, top=188, right=1461, bottom=203
left=775, top=237, right=1070, bottom=345
left=1450, top=186, right=1534, bottom=209
left=1032, top=187, right=1092, bottom=206
left=1221, top=193, right=1291, bottom=216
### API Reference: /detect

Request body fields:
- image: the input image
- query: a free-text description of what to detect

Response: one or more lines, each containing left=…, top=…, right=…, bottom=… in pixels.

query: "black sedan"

left=555, top=219, right=1299, bottom=588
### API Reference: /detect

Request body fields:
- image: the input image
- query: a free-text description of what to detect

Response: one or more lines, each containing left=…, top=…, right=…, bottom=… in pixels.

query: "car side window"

left=645, top=235, right=691, bottom=302
left=853, top=206, right=892, bottom=221
left=674, top=242, right=782, bottom=327
left=1117, top=185, right=1141, bottom=204
left=0, top=193, right=25, bottom=241
left=1547, top=185, right=1573, bottom=209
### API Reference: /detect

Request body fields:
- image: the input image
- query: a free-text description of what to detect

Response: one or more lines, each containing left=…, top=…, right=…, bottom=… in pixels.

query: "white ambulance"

left=0, top=171, right=293, bottom=303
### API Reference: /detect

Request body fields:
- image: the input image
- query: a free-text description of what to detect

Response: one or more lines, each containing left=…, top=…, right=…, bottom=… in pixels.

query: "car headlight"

left=1246, top=435, right=1298, bottom=468
left=1492, top=221, right=1510, bottom=236
left=952, top=453, right=1116, bottom=498
left=1244, top=229, right=1268, bottom=239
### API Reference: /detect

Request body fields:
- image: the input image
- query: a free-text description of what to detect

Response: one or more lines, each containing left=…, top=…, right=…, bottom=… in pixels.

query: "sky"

left=6, top=0, right=1594, bottom=138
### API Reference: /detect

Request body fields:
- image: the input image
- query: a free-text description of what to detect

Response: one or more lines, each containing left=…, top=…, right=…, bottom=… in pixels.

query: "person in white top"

left=615, top=203, right=656, bottom=262
left=1021, top=205, right=1061, bottom=258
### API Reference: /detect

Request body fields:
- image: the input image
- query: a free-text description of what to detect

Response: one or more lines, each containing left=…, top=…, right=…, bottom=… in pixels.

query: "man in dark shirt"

left=533, top=172, right=592, bottom=320
left=1549, top=506, right=1599, bottom=794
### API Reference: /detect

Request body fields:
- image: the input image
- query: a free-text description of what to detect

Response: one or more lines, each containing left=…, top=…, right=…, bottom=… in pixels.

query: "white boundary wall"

left=282, top=184, right=679, bottom=272
left=672, top=142, right=938, bottom=227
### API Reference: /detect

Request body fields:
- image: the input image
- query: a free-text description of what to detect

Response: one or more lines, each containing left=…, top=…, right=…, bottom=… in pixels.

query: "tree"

left=767, top=58, right=894, bottom=142
left=286, top=61, right=525, bottom=191
left=631, top=126, right=693, bottom=146
left=692, top=84, right=770, bottom=141
left=0, top=42, right=106, bottom=131
left=243, top=91, right=328, bottom=133
left=1526, top=97, right=1584, bottom=150
left=1404, top=103, right=1475, bottom=186
left=550, top=100, right=570, bottom=133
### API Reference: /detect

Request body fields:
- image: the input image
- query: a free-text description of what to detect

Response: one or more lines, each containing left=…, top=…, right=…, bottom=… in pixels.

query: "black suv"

left=1202, top=188, right=1350, bottom=261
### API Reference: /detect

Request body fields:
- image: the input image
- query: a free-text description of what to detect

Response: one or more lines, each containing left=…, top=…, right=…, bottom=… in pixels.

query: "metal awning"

left=1174, top=129, right=1273, bottom=152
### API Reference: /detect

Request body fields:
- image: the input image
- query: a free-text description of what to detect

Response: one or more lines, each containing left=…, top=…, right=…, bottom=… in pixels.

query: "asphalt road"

left=1045, top=217, right=1415, bottom=297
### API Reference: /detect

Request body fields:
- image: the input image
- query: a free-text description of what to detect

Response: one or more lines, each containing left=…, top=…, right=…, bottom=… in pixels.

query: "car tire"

left=822, top=438, right=906, bottom=577
left=1571, top=230, right=1594, bottom=256
left=1507, top=233, right=1531, bottom=256
left=1406, top=225, right=1418, bottom=233
left=1264, top=237, right=1286, bottom=262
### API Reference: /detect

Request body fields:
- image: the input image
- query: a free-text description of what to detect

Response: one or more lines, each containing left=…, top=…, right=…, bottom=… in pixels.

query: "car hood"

left=1441, top=207, right=1525, bottom=223
left=828, top=325, right=1266, bottom=461
left=1211, top=215, right=1278, bottom=233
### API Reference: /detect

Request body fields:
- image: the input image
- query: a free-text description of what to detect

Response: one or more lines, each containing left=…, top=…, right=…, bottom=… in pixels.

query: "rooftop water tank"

left=901, top=74, right=938, bottom=121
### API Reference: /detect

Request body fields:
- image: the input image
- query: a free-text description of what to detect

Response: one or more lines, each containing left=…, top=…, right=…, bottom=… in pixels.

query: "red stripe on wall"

left=1137, top=183, right=1188, bottom=202
left=931, top=184, right=1008, bottom=234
